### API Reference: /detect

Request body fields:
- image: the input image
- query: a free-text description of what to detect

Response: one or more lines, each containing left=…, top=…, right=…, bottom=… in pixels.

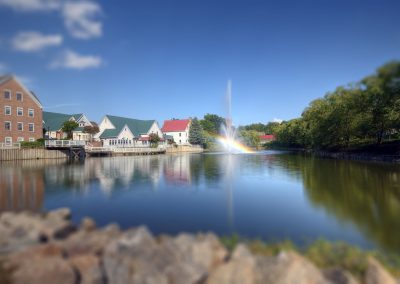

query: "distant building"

left=95, top=115, right=163, bottom=147
left=161, top=119, right=191, bottom=145
left=260, top=134, right=276, bottom=143
left=0, top=75, right=43, bottom=144
left=43, top=112, right=94, bottom=141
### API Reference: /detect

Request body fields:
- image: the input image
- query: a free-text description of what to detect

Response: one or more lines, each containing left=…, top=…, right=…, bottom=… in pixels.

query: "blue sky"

left=1, top=0, right=400, bottom=126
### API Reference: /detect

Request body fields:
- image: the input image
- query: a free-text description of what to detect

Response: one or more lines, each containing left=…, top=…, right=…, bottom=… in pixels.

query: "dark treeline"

left=272, top=61, right=400, bottom=150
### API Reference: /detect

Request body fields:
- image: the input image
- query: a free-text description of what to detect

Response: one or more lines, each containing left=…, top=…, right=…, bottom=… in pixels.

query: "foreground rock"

left=0, top=209, right=398, bottom=284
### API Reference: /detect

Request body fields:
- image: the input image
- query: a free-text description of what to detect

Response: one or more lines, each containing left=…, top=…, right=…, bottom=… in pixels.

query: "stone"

left=206, top=244, right=257, bottom=284
left=365, top=257, right=397, bottom=284
left=256, top=250, right=329, bottom=284
left=80, top=217, right=96, bottom=232
left=323, top=267, right=359, bottom=284
left=69, top=255, right=104, bottom=284
left=11, top=257, right=75, bottom=284
left=46, top=208, right=71, bottom=221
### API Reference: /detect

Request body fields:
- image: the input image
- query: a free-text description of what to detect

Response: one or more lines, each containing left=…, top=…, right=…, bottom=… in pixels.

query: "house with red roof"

left=161, top=119, right=191, bottom=145
left=260, top=134, right=276, bottom=143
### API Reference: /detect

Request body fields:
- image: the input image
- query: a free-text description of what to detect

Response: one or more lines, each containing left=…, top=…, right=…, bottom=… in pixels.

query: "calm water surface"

left=1, top=151, right=399, bottom=252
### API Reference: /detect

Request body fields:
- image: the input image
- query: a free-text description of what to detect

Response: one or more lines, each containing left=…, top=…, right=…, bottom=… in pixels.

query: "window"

left=17, top=122, right=23, bottom=131
left=29, top=138, right=35, bottom=142
left=4, top=90, right=11, bottom=100
left=179, top=133, right=182, bottom=137
left=28, top=109, right=34, bottom=117
left=5, top=121, right=11, bottom=131
left=5, top=137, right=12, bottom=145
left=17, top=107, right=23, bottom=116
left=4, top=106, right=11, bottom=115
left=17, top=137, right=24, bottom=142
left=16, top=92, right=23, bottom=101
left=28, top=123, right=34, bottom=132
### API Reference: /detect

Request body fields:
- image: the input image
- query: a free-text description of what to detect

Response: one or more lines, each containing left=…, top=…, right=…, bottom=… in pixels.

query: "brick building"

left=0, top=75, right=43, bottom=144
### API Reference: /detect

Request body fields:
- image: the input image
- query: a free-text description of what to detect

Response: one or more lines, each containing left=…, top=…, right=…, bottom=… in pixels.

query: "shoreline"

left=1, top=208, right=399, bottom=283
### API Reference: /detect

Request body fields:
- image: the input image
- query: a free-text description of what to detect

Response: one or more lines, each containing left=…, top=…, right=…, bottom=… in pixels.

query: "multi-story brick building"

left=0, top=75, right=43, bottom=144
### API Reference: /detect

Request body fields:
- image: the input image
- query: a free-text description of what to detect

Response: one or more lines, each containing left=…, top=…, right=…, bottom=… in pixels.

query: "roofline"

left=0, top=75, right=43, bottom=108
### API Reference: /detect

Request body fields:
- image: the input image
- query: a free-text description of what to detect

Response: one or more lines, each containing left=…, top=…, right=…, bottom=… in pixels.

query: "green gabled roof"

left=73, top=127, right=85, bottom=132
left=43, top=111, right=73, bottom=131
left=100, top=115, right=156, bottom=138
left=71, top=114, right=83, bottom=121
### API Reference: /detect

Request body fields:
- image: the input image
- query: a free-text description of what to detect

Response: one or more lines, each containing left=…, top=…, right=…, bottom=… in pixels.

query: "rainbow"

left=216, top=135, right=255, bottom=154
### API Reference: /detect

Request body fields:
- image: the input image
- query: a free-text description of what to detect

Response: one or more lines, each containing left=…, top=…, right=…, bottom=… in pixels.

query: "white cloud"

left=0, top=0, right=61, bottom=12
left=12, top=31, right=63, bottom=52
left=272, top=118, right=283, bottom=124
left=63, top=1, right=102, bottom=39
left=50, top=49, right=102, bottom=69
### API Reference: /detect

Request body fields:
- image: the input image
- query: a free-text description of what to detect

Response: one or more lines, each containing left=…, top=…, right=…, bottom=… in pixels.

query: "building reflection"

left=163, top=155, right=192, bottom=185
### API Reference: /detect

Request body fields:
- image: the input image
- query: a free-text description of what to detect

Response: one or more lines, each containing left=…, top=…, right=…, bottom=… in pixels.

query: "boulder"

left=69, top=255, right=104, bottom=284
left=80, top=217, right=96, bottom=232
left=256, top=250, right=330, bottom=284
left=365, top=257, right=397, bottom=284
left=323, top=267, right=359, bottom=284
left=206, top=244, right=257, bottom=284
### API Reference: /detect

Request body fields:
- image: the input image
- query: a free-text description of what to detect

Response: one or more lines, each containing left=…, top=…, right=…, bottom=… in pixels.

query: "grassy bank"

left=220, top=236, right=400, bottom=279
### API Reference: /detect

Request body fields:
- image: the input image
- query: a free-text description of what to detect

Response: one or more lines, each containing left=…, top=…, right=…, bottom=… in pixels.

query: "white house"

left=95, top=115, right=164, bottom=147
left=161, top=119, right=191, bottom=145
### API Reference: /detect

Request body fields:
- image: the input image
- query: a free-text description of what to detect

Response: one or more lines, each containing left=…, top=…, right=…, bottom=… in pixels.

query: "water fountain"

left=218, top=80, right=254, bottom=154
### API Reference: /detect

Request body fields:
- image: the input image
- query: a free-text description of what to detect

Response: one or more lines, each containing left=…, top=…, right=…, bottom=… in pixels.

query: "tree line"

left=269, top=61, right=400, bottom=150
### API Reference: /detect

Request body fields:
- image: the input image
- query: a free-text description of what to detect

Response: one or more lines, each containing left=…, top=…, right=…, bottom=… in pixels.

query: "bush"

left=20, top=140, right=44, bottom=149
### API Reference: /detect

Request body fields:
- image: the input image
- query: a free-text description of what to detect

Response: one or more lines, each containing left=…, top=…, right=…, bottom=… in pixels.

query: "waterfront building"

left=0, top=75, right=43, bottom=144
left=161, top=119, right=191, bottom=145
left=95, top=115, right=164, bottom=147
left=43, top=112, right=94, bottom=141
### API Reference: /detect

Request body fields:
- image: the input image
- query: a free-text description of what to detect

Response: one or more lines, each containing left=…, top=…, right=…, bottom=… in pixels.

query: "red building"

left=0, top=75, right=43, bottom=144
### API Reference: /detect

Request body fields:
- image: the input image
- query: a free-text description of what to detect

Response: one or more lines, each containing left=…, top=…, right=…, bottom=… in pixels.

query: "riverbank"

left=1, top=209, right=398, bottom=284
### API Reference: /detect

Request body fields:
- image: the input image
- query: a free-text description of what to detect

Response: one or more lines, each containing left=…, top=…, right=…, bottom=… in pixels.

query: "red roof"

left=161, top=119, right=190, bottom=132
left=260, top=134, right=275, bottom=140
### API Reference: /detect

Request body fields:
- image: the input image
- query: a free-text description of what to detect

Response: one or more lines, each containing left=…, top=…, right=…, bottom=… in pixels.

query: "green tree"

left=61, top=120, right=79, bottom=139
left=239, top=130, right=261, bottom=147
left=189, top=117, right=205, bottom=145
left=149, top=133, right=161, bottom=148
left=200, top=114, right=225, bottom=134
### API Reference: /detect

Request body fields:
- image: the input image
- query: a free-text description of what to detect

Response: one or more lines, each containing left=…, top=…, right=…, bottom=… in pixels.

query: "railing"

left=45, top=140, right=86, bottom=148
left=112, top=147, right=165, bottom=153
left=85, top=146, right=112, bottom=153
left=0, top=143, right=21, bottom=149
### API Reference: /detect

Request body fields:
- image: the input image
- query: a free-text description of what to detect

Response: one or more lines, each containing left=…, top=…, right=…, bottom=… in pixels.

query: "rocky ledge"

left=0, top=208, right=398, bottom=284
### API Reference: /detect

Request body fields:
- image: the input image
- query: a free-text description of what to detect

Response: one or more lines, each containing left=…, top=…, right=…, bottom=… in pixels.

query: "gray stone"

left=323, top=267, right=359, bottom=284
left=365, top=257, right=397, bottom=284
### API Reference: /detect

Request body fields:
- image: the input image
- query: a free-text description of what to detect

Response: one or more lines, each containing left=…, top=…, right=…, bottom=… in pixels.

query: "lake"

left=1, top=151, right=399, bottom=252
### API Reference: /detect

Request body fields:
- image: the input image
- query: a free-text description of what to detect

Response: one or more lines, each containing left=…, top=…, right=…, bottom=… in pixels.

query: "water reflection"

left=0, top=153, right=399, bottom=252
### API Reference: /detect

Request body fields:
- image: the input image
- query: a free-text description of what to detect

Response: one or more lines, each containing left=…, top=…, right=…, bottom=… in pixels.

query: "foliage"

left=84, top=125, right=99, bottom=135
left=61, top=120, right=79, bottom=139
left=238, top=129, right=261, bottom=147
left=20, top=139, right=44, bottom=149
left=200, top=113, right=225, bottom=134
left=189, top=117, right=205, bottom=145
left=149, top=133, right=161, bottom=148
left=272, top=61, right=400, bottom=149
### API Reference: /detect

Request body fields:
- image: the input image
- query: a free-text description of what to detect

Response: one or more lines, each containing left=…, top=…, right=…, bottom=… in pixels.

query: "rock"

left=80, top=217, right=96, bottom=232
left=256, top=250, right=329, bottom=284
left=206, top=244, right=257, bottom=284
left=46, top=208, right=71, bottom=221
left=323, top=267, right=359, bottom=284
left=104, top=228, right=227, bottom=284
left=12, top=257, right=75, bottom=284
left=365, top=257, right=397, bottom=284
left=69, top=255, right=104, bottom=284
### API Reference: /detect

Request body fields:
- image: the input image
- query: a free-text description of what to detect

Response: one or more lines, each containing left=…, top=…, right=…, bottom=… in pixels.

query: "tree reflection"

left=276, top=154, right=400, bottom=252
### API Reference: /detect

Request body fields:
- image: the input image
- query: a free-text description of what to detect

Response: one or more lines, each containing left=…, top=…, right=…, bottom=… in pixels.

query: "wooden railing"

left=45, top=140, right=86, bottom=148
left=0, top=143, right=21, bottom=149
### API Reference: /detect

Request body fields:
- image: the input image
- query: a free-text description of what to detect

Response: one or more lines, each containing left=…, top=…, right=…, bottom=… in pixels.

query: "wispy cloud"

left=12, top=31, right=63, bottom=52
left=0, top=0, right=61, bottom=12
left=44, top=103, right=81, bottom=109
left=272, top=118, right=283, bottom=123
left=50, top=49, right=102, bottom=70
left=62, top=1, right=102, bottom=39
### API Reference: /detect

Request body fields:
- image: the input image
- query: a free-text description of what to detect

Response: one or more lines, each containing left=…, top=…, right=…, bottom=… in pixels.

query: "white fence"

left=0, top=143, right=21, bottom=150
left=45, top=140, right=86, bottom=148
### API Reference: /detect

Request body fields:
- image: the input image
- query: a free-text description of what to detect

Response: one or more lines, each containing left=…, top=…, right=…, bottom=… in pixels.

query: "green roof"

left=99, top=115, right=156, bottom=138
left=43, top=111, right=74, bottom=131
left=71, top=114, right=83, bottom=121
